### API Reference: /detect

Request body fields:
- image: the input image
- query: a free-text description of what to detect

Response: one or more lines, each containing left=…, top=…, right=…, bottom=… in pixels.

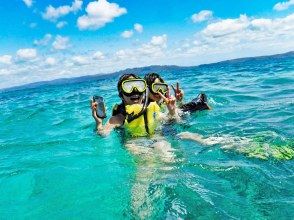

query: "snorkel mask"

left=120, top=78, right=149, bottom=123
left=118, top=74, right=141, bottom=98
left=117, top=75, right=149, bottom=122
left=144, top=73, right=167, bottom=96
left=151, top=82, right=168, bottom=95
left=121, top=79, right=147, bottom=96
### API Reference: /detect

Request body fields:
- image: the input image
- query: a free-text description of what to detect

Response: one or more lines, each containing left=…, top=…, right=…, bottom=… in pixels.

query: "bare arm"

left=90, top=99, right=125, bottom=136
left=97, top=114, right=125, bottom=136
left=177, top=132, right=208, bottom=144
left=177, top=132, right=223, bottom=146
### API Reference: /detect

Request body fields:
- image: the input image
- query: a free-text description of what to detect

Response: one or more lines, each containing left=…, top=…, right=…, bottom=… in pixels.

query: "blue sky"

left=0, top=0, right=293, bottom=89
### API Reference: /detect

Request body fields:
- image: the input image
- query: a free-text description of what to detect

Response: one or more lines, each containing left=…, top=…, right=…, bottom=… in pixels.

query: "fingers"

left=171, top=83, right=180, bottom=93
left=159, top=90, right=177, bottom=106
left=171, top=84, right=176, bottom=93
left=90, top=100, right=98, bottom=110
left=171, top=82, right=183, bottom=100
left=158, top=91, right=170, bottom=103
left=166, top=87, right=171, bottom=98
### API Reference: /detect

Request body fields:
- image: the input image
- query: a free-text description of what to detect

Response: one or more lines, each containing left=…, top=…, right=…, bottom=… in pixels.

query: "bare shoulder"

left=109, top=113, right=125, bottom=126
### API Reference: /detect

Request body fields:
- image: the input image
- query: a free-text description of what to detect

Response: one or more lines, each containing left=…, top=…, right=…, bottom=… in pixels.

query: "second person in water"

left=144, top=72, right=211, bottom=112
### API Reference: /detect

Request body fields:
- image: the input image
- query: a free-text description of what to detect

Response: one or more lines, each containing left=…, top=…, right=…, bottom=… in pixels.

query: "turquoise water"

left=0, top=54, right=293, bottom=219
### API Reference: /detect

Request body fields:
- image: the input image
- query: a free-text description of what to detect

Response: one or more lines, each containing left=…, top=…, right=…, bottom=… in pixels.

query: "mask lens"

left=135, top=80, right=146, bottom=92
left=122, top=79, right=146, bottom=94
left=122, top=81, right=133, bottom=93
left=152, top=83, right=168, bottom=94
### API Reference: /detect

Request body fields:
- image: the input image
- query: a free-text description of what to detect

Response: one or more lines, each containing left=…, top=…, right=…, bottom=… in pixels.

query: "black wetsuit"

left=147, top=93, right=209, bottom=113
left=180, top=93, right=210, bottom=112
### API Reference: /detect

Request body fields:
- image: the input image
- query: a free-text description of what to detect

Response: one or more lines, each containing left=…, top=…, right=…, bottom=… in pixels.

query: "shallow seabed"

left=0, top=55, right=293, bottom=219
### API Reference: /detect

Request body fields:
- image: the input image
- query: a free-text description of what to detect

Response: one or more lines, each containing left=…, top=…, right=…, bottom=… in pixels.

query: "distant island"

left=1, top=51, right=293, bottom=93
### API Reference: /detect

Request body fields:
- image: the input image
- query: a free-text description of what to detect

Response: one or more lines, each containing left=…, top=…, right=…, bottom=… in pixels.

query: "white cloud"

left=16, top=48, right=37, bottom=60
left=72, top=0, right=83, bottom=11
left=23, top=0, right=33, bottom=8
left=176, top=13, right=294, bottom=64
left=56, top=21, right=68, bottom=29
left=115, top=49, right=133, bottom=60
left=191, top=10, right=213, bottom=23
left=116, top=34, right=168, bottom=60
left=121, top=23, right=143, bottom=38
left=273, top=0, right=294, bottom=11
left=77, top=0, right=127, bottom=30
left=121, top=30, right=133, bottom=38
left=251, top=18, right=273, bottom=31
left=202, top=15, right=249, bottom=37
left=34, top=34, right=52, bottom=46
left=52, top=35, right=70, bottom=50
left=134, top=23, right=143, bottom=33
left=0, top=55, right=12, bottom=65
left=93, top=51, right=105, bottom=60
left=0, top=68, right=10, bottom=77
left=43, top=0, right=83, bottom=22
left=45, top=57, right=57, bottom=65
left=72, top=56, right=90, bottom=65
left=111, top=35, right=169, bottom=65
left=2, top=13, right=293, bottom=90
left=0, top=53, right=116, bottom=89
left=150, top=34, right=167, bottom=47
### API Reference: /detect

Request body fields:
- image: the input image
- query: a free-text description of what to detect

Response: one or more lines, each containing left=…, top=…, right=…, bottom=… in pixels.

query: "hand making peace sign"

left=171, top=82, right=184, bottom=101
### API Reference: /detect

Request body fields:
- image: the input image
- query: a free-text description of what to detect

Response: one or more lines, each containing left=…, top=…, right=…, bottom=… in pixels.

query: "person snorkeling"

left=91, top=74, right=178, bottom=218
left=143, top=73, right=177, bottom=116
left=91, top=73, right=177, bottom=137
left=144, top=72, right=211, bottom=113
left=144, top=73, right=174, bottom=104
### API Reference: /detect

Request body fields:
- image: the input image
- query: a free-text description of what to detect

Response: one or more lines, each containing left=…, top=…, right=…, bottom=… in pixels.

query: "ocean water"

left=0, top=54, right=293, bottom=219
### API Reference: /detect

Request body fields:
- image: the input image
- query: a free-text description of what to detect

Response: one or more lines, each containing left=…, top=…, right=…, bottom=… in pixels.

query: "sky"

left=0, top=0, right=293, bottom=89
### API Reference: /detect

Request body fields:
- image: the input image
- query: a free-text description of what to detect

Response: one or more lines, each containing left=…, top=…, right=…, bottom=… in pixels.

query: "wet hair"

left=117, top=73, right=140, bottom=98
left=144, top=73, right=164, bottom=92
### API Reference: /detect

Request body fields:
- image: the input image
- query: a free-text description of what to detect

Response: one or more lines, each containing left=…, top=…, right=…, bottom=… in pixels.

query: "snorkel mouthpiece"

left=126, top=88, right=149, bottom=123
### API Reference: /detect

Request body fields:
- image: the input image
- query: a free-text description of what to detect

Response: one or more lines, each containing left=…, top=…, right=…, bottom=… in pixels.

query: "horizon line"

left=1, top=50, right=293, bottom=93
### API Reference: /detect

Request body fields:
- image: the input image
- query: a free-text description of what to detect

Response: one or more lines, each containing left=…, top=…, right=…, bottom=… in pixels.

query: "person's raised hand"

left=158, top=88, right=176, bottom=114
left=90, top=99, right=103, bottom=123
left=90, top=99, right=97, bottom=111
left=171, top=82, right=184, bottom=101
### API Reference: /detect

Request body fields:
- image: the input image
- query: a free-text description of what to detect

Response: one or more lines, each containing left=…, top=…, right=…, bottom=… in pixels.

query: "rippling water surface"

left=0, top=54, right=293, bottom=219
